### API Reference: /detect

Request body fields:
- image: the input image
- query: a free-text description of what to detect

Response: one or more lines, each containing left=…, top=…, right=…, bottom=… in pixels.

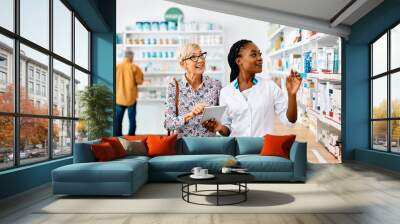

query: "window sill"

left=0, top=156, right=72, bottom=175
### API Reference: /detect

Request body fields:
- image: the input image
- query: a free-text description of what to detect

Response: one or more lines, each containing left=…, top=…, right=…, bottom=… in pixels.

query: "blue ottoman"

left=52, top=157, right=148, bottom=196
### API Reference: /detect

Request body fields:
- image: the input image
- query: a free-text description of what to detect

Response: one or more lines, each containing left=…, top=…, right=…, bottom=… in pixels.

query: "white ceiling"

left=225, top=0, right=353, bottom=23
left=167, top=0, right=384, bottom=38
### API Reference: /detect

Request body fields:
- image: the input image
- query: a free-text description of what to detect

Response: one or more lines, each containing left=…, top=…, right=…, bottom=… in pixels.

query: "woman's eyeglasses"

left=183, top=52, right=207, bottom=62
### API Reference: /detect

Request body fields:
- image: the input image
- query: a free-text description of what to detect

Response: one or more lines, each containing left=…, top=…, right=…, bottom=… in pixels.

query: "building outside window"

left=35, top=70, right=40, bottom=81
left=0, top=0, right=91, bottom=170
left=28, top=81, right=34, bottom=94
left=0, top=54, right=7, bottom=67
left=0, top=71, right=6, bottom=84
left=0, top=54, right=7, bottom=87
left=42, top=85, right=46, bottom=97
left=35, top=83, right=40, bottom=95
left=28, top=66, right=34, bottom=80
left=41, top=73, right=46, bottom=83
left=370, top=23, right=400, bottom=154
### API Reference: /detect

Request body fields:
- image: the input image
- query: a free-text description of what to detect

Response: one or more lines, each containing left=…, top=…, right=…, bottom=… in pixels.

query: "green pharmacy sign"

left=164, top=7, right=184, bottom=23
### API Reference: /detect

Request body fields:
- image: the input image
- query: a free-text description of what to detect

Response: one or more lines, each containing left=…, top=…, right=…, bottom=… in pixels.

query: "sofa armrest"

left=73, top=140, right=100, bottom=163
left=289, top=141, right=307, bottom=181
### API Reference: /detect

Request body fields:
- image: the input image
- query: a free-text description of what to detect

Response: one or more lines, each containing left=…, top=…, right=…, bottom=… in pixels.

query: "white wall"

left=117, top=0, right=271, bottom=82
left=117, top=0, right=271, bottom=134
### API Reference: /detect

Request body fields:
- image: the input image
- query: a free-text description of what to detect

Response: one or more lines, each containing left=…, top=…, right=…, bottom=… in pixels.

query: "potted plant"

left=79, top=84, right=113, bottom=140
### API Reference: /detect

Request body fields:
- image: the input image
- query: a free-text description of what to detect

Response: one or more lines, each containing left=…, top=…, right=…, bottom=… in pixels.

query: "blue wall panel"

left=355, top=149, right=400, bottom=172
left=344, top=0, right=400, bottom=171
left=0, top=158, right=72, bottom=199
left=0, top=0, right=116, bottom=200
left=92, top=33, right=114, bottom=87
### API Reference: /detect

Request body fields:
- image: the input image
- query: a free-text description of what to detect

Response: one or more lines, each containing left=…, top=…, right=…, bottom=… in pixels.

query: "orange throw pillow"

left=101, top=137, right=126, bottom=158
left=91, top=142, right=117, bottom=161
left=260, top=134, right=296, bottom=159
left=146, top=134, right=177, bottom=157
left=124, top=135, right=148, bottom=142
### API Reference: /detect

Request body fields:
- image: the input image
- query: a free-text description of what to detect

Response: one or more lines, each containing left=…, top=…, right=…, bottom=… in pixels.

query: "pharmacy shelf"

left=125, top=30, right=223, bottom=35
left=125, top=44, right=180, bottom=48
left=135, top=58, right=223, bottom=62
left=267, top=70, right=341, bottom=82
left=306, top=72, right=341, bottom=82
left=144, top=71, right=224, bottom=76
left=125, top=44, right=224, bottom=48
left=267, top=33, right=337, bottom=57
left=267, top=70, right=288, bottom=76
left=268, top=26, right=286, bottom=40
left=308, top=109, right=341, bottom=131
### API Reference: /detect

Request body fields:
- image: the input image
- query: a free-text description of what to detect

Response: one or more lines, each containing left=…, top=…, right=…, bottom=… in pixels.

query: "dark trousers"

left=116, top=103, right=137, bottom=136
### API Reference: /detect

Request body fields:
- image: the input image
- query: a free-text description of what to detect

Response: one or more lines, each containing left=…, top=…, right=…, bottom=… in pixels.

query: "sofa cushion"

left=260, top=134, right=296, bottom=159
left=91, top=142, right=118, bottom=161
left=236, top=137, right=263, bottom=155
left=118, top=137, right=147, bottom=156
left=180, top=137, right=236, bottom=155
left=236, top=155, right=293, bottom=172
left=52, top=159, right=147, bottom=183
left=73, top=140, right=100, bottom=163
left=115, top=155, right=150, bottom=164
left=149, top=154, right=235, bottom=172
left=124, top=135, right=148, bottom=141
left=147, top=134, right=178, bottom=157
left=101, top=137, right=126, bottom=158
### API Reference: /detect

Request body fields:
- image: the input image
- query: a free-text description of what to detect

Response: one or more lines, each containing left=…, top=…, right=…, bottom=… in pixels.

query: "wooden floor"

left=1, top=162, right=400, bottom=224
left=272, top=116, right=340, bottom=164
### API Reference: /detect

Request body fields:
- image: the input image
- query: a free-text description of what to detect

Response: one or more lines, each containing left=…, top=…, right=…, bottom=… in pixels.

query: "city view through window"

left=371, top=24, right=400, bottom=153
left=0, top=0, right=90, bottom=170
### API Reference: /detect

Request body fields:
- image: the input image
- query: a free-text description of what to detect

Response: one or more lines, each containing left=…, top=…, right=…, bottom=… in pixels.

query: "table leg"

left=187, top=184, right=190, bottom=202
left=217, top=184, right=219, bottom=206
left=245, top=183, right=247, bottom=201
left=181, top=184, right=183, bottom=199
left=195, top=184, right=197, bottom=192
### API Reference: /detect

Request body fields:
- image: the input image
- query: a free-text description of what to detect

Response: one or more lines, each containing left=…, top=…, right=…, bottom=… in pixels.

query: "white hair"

left=176, top=43, right=201, bottom=65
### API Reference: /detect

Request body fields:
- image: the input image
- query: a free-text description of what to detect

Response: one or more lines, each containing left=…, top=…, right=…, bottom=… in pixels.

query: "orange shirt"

left=116, top=59, right=144, bottom=106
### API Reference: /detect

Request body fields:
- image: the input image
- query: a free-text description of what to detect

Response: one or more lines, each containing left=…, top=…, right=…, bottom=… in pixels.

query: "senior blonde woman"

left=164, top=43, right=222, bottom=137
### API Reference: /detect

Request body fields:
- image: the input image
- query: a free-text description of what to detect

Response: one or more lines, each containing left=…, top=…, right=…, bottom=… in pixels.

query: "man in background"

left=116, top=50, right=144, bottom=136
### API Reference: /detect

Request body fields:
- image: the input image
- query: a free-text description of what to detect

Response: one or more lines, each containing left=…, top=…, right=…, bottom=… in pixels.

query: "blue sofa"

left=52, top=137, right=307, bottom=196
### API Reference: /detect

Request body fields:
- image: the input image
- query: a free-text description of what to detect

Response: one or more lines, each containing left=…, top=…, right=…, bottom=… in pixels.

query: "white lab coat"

left=219, top=77, right=293, bottom=137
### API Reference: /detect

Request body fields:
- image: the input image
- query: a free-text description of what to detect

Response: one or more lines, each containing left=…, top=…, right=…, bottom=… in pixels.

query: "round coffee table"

left=177, top=173, right=255, bottom=206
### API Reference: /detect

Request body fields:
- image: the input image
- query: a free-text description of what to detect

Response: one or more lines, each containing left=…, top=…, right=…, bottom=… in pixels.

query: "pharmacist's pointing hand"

left=286, top=70, right=302, bottom=96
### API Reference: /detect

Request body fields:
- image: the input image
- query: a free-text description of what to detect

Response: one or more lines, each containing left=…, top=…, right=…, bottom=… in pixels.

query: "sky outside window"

left=0, top=0, right=14, bottom=31
left=20, top=0, right=49, bottom=49
left=53, top=0, right=72, bottom=60
left=372, top=33, right=387, bottom=76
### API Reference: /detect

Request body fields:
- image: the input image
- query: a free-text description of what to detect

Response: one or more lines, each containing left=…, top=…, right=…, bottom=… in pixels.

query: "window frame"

left=370, top=20, right=400, bottom=154
left=0, top=0, right=92, bottom=171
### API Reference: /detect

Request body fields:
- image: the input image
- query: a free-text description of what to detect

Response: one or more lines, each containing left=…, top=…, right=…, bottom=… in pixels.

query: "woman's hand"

left=202, top=119, right=230, bottom=136
left=202, top=119, right=223, bottom=133
left=191, top=102, right=208, bottom=116
left=184, top=102, right=207, bottom=124
left=286, top=70, right=302, bottom=96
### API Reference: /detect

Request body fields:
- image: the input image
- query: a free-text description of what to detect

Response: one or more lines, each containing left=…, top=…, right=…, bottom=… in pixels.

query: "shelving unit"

left=266, top=25, right=342, bottom=161
left=117, top=21, right=226, bottom=135
left=117, top=25, right=225, bottom=103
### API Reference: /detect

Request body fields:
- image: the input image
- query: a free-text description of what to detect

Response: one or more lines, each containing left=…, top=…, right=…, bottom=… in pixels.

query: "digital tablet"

left=200, top=105, right=227, bottom=123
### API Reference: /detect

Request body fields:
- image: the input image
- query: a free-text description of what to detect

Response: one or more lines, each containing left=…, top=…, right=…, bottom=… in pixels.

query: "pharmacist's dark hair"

left=228, top=39, right=252, bottom=82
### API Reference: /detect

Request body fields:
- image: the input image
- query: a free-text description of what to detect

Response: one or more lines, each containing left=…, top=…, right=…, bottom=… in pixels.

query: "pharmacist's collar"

left=233, top=77, right=258, bottom=90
